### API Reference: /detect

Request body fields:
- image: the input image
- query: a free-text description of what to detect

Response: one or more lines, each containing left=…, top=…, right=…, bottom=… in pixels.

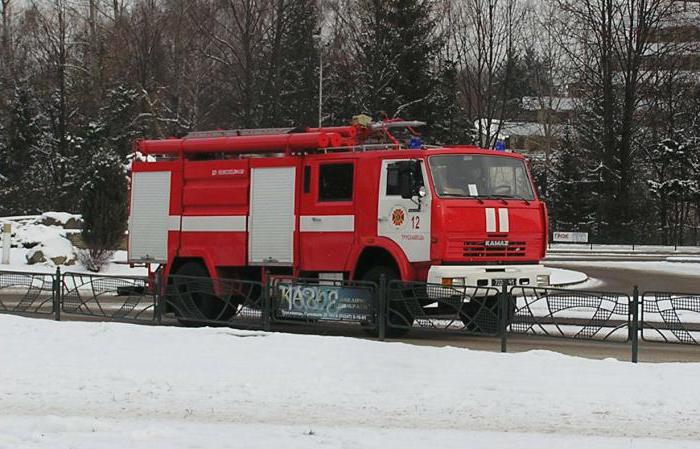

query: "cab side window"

left=319, top=163, right=354, bottom=202
left=386, top=161, right=424, bottom=196
left=386, top=166, right=401, bottom=196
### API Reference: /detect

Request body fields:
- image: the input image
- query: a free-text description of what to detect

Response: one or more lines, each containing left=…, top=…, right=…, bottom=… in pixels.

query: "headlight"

left=536, top=274, right=550, bottom=286
left=441, top=277, right=465, bottom=287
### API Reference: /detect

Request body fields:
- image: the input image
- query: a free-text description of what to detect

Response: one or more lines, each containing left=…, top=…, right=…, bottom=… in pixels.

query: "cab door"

left=298, top=159, right=356, bottom=273
left=377, top=159, right=431, bottom=262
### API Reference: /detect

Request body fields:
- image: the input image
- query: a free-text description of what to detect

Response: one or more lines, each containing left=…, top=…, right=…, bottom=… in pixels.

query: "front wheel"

left=459, top=295, right=513, bottom=334
left=361, top=266, right=414, bottom=337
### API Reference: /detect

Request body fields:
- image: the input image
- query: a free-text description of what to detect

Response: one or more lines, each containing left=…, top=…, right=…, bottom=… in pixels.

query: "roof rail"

left=184, top=127, right=297, bottom=139
left=370, top=120, right=426, bottom=130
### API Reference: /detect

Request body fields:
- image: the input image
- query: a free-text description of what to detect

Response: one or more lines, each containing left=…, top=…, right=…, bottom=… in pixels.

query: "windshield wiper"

left=481, top=194, right=508, bottom=205
left=482, top=194, right=531, bottom=205
left=439, top=193, right=484, bottom=204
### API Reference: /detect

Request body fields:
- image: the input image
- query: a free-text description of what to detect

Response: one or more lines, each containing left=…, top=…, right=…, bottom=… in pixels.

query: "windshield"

left=429, top=155, right=535, bottom=200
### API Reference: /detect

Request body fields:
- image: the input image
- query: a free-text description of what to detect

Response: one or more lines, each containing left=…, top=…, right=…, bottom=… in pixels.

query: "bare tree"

left=191, top=0, right=272, bottom=128
left=0, top=0, right=12, bottom=84
left=445, top=0, right=527, bottom=149
left=556, top=0, right=677, bottom=241
left=1, top=0, right=10, bottom=58
left=520, top=1, right=576, bottom=195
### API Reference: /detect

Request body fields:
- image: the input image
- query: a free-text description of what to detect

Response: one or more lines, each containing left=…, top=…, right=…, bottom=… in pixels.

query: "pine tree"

left=549, top=126, right=595, bottom=232
left=427, top=59, right=474, bottom=145
left=329, top=0, right=444, bottom=128
left=260, top=0, right=319, bottom=127
left=647, top=136, right=700, bottom=245
left=0, top=83, right=45, bottom=215
left=100, top=85, right=143, bottom=157
left=79, top=139, right=128, bottom=272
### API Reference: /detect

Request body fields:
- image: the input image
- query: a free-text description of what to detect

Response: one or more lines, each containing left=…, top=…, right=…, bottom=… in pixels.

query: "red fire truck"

left=128, top=119, right=549, bottom=322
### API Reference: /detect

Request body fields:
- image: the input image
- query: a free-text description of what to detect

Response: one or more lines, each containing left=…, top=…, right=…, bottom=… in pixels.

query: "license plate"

left=492, top=278, right=516, bottom=286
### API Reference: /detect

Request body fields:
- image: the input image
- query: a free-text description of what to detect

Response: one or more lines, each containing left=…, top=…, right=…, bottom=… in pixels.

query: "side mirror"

left=391, top=160, right=422, bottom=200
left=399, top=171, right=413, bottom=199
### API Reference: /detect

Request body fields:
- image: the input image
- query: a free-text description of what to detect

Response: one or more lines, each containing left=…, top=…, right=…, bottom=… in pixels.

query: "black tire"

left=361, top=266, right=414, bottom=337
left=170, top=262, right=239, bottom=326
left=459, top=295, right=514, bottom=334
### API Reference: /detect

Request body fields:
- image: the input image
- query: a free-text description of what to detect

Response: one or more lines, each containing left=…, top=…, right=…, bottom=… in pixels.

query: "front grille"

left=462, top=241, right=527, bottom=258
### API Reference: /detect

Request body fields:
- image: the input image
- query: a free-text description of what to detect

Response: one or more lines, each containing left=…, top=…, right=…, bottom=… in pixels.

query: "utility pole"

left=318, top=42, right=323, bottom=128
left=314, top=0, right=324, bottom=128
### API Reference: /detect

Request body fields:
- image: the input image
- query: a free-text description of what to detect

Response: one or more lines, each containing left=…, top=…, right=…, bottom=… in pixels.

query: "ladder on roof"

left=183, top=121, right=426, bottom=139
left=184, top=128, right=297, bottom=139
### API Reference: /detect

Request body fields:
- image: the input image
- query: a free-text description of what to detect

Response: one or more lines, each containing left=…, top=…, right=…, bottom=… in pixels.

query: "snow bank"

left=0, top=315, right=699, bottom=448
left=548, top=243, right=700, bottom=255
left=549, top=267, right=588, bottom=286
left=561, top=261, right=700, bottom=277
left=0, top=214, right=142, bottom=275
left=39, top=212, right=81, bottom=227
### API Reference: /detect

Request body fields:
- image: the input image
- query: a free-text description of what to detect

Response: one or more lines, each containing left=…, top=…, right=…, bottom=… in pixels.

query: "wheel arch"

left=166, top=250, right=216, bottom=281
left=351, top=241, right=413, bottom=281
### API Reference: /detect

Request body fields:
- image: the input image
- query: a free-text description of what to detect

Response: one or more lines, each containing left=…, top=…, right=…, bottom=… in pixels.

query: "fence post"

left=1, top=223, right=10, bottom=265
left=500, top=285, right=508, bottom=353
left=378, top=274, right=386, bottom=341
left=263, top=271, right=271, bottom=332
left=630, top=286, right=639, bottom=363
left=53, top=267, right=61, bottom=321
left=154, top=269, right=163, bottom=325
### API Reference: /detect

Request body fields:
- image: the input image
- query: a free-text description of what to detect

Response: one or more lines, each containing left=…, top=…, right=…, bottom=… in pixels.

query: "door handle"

left=378, top=217, right=388, bottom=222
left=312, top=217, right=322, bottom=222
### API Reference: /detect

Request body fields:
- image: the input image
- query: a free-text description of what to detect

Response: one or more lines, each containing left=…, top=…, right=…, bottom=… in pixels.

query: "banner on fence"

left=553, top=232, right=589, bottom=243
left=276, top=283, right=373, bottom=321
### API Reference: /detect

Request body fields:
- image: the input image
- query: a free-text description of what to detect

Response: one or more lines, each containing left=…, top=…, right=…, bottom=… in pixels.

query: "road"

left=545, top=260, right=700, bottom=293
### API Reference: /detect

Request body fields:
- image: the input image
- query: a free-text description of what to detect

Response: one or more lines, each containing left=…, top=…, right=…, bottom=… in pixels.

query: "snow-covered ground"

left=557, top=260, right=700, bottom=278
left=0, top=214, right=145, bottom=277
left=1, top=315, right=699, bottom=449
left=549, top=243, right=700, bottom=254
left=549, top=267, right=588, bottom=286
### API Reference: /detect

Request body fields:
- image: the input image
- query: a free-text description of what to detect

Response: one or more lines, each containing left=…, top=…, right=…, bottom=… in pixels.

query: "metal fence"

left=0, top=270, right=56, bottom=316
left=510, top=286, right=631, bottom=342
left=61, top=272, right=155, bottom=323
left=4, top=268, right=700, bottom=363
left=162, top=275, right=265, bottom=328
left=641, top=292, right=700, bottom=344
left=387, top=281, right=502, bottom=336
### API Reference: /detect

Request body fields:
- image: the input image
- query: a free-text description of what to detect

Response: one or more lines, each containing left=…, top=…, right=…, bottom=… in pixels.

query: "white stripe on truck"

left=168, top=215, right=247, bottom=232
left=300, top=215, right=355, bottom=232
left=485, top=208, right=497, bottom=233
left=498, top=208, right=510, bottom=232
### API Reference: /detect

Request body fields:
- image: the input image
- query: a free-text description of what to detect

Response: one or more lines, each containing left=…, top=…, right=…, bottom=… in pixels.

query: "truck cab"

left=299, top=147, right=550, bottom=289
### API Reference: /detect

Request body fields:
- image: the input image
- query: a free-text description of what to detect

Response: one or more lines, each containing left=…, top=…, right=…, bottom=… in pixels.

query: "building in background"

left=501, top=0, right=700, bottom=157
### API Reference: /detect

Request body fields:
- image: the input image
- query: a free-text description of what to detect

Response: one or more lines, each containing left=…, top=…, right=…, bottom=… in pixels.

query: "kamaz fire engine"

left=128, top=118, right=550, bottom=323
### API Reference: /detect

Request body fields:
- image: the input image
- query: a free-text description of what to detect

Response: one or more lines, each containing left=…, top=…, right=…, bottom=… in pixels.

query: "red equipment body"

left=128, top=123, right=550, bottom=298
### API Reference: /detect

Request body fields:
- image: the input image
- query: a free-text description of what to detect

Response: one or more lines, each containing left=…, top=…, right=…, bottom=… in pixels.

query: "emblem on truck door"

left=391, top=207, right=407, bottom=229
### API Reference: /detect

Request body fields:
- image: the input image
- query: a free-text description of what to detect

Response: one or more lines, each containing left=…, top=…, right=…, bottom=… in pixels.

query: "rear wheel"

left=361, top=266, right=414, bottom=337
left=170, top=262, right=239, bottom=326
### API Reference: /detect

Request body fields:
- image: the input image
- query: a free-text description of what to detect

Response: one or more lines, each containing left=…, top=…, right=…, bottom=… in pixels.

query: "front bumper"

left=427, top=264, right=551, bottom=288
